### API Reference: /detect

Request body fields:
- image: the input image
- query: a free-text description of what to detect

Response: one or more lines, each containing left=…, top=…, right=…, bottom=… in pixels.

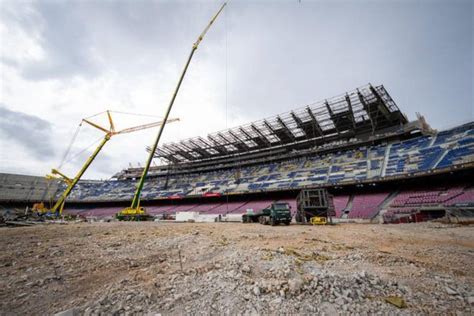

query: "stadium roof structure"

left=151, top=84, right=408, bottom=164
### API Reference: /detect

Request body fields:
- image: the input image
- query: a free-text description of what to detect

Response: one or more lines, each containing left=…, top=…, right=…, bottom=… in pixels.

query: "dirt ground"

left=0, top=222, right=473, bottom=315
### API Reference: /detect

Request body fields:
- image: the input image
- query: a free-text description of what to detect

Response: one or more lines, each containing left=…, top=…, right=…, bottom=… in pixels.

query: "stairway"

left=380, top=143, right=392, bottom=177
left=370, top=191, right=399, bottom=222
left=341, top=194, right=355, bottom=219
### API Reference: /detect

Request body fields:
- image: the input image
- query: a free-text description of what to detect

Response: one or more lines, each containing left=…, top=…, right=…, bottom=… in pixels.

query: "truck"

left=242, top=202, right=292, bottom=226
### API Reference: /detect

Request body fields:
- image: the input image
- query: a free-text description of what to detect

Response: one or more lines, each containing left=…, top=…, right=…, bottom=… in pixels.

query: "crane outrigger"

left=116, top=3, right=227, bottom=220
left=34, top=111, right=179, bottom=217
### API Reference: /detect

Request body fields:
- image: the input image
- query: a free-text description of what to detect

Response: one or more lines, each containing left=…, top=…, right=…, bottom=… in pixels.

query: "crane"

left=117, top=2, right=227, bottom=221
left=35, top=110, right=179, bottom=217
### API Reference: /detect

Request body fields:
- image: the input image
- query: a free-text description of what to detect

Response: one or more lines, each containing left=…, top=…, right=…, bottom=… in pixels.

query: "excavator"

left=116, top=2, right=227, bottom=221
left=34, top=110, right=179, bottom=218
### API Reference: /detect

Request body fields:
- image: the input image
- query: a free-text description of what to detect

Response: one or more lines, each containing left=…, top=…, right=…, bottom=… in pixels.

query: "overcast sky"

left=0, top=0, right=472, bottom=179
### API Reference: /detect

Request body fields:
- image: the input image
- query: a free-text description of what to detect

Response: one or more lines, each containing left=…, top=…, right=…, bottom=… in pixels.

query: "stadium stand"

left=0, top=85, right=472, bottom=221
left=0, top=122, right=473, bottom=219
left=57, top=121, right=472, bottom=202
left=347, top=193, right=389, bottom=219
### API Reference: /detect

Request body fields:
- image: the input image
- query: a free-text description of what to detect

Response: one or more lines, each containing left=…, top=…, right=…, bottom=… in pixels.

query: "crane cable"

left=61, top=135, right=105, bottom=167
left=57, top=123, right=83, bottom=170
left=58, top=110, right=163, bottom=169
left=110, top=110, right=163, bottom=119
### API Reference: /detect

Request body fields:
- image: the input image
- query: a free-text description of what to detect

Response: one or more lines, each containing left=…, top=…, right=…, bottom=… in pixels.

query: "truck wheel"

left=285, top=221, right=290, bottom=226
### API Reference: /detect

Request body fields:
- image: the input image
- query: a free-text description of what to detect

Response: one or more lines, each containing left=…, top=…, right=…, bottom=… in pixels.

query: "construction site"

left=1, top=222, right=473, bottom=315
left=1, top=0, right=473, bottom=315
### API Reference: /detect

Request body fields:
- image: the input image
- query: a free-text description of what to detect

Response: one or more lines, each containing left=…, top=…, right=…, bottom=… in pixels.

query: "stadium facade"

left=1, top=84, right=473, bottom=223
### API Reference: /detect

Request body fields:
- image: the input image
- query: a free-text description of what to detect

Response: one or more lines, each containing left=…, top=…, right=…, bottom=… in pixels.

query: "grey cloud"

left=1, top=1, right=98, bottom=80
left=0, top=104, right=55, bottom=158
left=0, top=0, right=214, bottom=81
left=1, top=0, right=472, bottom=132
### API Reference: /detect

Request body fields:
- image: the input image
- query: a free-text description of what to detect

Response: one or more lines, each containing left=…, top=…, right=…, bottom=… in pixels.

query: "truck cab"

left=242, top=201, right=292, bottom=225
left=259, top=202, right=292, bottom=226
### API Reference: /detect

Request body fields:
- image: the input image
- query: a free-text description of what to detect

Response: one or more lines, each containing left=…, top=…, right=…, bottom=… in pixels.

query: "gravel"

left=0, top=222, right=473, bottom=315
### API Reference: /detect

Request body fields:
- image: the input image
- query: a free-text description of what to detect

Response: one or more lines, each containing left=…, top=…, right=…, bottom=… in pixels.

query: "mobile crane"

left=117, top=2, right=227, bottom=221
left=35, top=111, right=179, bottom=218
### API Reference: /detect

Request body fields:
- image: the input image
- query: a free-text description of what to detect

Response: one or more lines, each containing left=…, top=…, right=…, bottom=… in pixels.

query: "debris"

left=5, top=221, right=36, bottom=227
left=54, top=308, right=81, bottom=316
left=281, top=247, right=330, bottom=262
left=445, top=286, right=457, bottom=295
left=253, top=286, right=261, bottom=296
left=1, top=222, right=472, bottom=315
left=241, top=265, right=251, bottom=273
left=384, top=296, right=407, bottom=308
left=288, top=277, right=304, bottom=294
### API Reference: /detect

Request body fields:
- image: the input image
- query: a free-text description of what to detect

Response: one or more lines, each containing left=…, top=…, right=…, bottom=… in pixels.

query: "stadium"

left=0, top=1, right=473, bottom=315
left=2, top=84, right=473, bottom=223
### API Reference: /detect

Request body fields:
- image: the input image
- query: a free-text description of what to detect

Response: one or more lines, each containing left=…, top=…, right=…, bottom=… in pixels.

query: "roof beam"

left=276, top=116, right=296, bottom=141
left=369, top=85, right=392, bottom=122
left=197, top=137, right=213, bottom=148
left=171, top=144, right=194, bottom=160
left=188, top=139, right=211, bottom=157
left=179, top=142, right=194, bottom=152
left=357, top=90, right=376, bottom=133
left=345, top=94, right=357, bottom=130
left=217, top=132, right=232, bottom=144
left=208, top=135, right=227, bottom=153
left=164, top=155, right=180, bottom=164
left=228, top=130, right=250, bottom=150
left=239, top=127, right=254, bottom=140
left=251, top=124, right=272, bottom=147
left=306, top=107, right=323, bottom=136
left=325, top=100, right=340, bottom=135
left=291, top=111, right=313, bottom=138
left=152, top=145, right=172, bottom=158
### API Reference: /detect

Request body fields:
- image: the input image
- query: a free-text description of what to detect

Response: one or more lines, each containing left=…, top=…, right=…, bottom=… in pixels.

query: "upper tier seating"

left=3, top=124, right=470, bottom=204
left=63, top=123, right=473, bottom=202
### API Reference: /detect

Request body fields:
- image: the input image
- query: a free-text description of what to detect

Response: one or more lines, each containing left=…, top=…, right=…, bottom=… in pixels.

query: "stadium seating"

left=381, top=185, right=474, bottom=223
left=59, top=123, right=473, bottom=202
left=390, top=187, right=465, bottom=207
left=347, top=193, right=388, bottom=219
left=62, top=184, right=474, bottom=220
left=333, top=195, right=350, bottom=218
left=446, top=187, right=474, bottom=206
left=1, top=123, right=472, bottom=218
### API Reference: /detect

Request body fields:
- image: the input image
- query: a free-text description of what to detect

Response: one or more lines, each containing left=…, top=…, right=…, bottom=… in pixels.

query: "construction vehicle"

left=295, top=189, right=335, bottom=225
left=35, top=111, right=178, bottom=218
left=309, top=216, right=327, bottom=225
left=32, top=202, right=46, bottom=213
left=242, top=202, right=292, bottom=226
left=117, top=2, right=227, bottom=220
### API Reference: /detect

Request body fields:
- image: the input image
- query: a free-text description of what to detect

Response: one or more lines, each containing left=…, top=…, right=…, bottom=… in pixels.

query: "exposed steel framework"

left=152, top=84, right=408, bottom=163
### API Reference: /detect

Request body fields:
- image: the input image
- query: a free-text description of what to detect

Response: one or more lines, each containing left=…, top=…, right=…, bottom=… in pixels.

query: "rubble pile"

left=0, top=207, right=44, bottom=227
left=0, top=222, right=472, bottom=314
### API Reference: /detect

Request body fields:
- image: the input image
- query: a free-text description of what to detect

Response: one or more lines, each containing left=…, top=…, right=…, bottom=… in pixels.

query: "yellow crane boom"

left=118, top=2, right=227, bottom=220
left=39, top=111, right=179, bottom=217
